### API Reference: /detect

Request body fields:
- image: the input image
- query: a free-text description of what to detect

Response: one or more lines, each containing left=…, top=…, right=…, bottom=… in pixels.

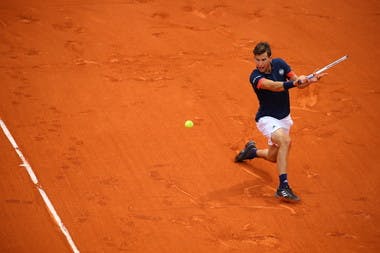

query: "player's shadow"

left=200, top=179, right=260, bottom=202
left=237, top=162, right=273, bottom=184
left=197, top=163, right=274, bottom=206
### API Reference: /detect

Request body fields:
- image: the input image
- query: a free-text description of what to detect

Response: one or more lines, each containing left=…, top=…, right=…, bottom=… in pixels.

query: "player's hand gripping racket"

left=299, top=55, right=348, bottom=84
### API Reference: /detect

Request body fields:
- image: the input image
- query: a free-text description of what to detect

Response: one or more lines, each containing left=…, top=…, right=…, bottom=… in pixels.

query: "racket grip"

left=297, top=73, right=315, bottom=85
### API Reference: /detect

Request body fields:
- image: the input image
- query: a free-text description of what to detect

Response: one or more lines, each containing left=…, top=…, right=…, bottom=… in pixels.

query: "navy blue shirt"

left=249, top=58, right=293, bottom=122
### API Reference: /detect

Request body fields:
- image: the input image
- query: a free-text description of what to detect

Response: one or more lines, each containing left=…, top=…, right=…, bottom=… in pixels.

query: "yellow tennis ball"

left=185, top=120, right=194, bottom=128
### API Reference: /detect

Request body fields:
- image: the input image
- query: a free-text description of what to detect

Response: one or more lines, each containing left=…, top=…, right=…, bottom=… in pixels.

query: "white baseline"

left=0, top=119, right=80, bottom=253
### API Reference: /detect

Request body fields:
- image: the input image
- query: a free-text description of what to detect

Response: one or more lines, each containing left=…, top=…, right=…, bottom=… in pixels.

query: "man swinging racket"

left=234, top=41, right=333, bottom=202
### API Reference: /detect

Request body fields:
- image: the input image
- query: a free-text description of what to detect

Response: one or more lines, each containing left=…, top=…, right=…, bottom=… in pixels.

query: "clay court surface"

left=1, top=0, right=379, bottom=252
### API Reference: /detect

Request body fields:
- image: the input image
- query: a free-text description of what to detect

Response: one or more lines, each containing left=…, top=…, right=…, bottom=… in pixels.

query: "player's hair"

left=253, top=42, right=271, bottom=57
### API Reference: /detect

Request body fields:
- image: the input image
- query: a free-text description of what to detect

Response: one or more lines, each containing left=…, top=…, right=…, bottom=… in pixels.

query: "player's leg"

left=235, top=142, right=277, bottom=163
left=252, top=116, right=282, bottom=163
left=271, top=128, right=300, bottom=202
left=235, top=116, right=280, bottom=163
left=271, top=128, right=291, bottom=175
left=256, top=144, right=278, bottom=162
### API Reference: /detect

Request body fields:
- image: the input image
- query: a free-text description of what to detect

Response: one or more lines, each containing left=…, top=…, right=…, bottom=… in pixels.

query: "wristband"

left=283, top=81, right=295, bottom=90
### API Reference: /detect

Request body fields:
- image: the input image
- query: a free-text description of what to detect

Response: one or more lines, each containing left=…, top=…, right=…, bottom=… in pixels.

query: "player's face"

left=254, top=52, right=271, bottom=73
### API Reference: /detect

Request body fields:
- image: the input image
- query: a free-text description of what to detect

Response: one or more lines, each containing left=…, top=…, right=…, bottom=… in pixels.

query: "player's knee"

left=271, top=130, right=291, bottom=149
left=278, top=134, right=291, bottom=148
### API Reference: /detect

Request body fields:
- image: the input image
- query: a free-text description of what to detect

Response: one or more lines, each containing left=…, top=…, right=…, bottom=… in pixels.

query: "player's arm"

left=286, top=70, right=326, bottom=89
left=296, top=72, right=327, bottom=89
left=287, top=71, right=298, bottom=82
left=257, top=77, right=305, bottom=92
left=286, top=70, right=311, bottom=89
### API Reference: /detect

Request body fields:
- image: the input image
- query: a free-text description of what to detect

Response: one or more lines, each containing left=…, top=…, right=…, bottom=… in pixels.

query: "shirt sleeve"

left=250, top=70, right=264, bottom=89
left=279, top=58, right=294, bottom=79
left=286, top=70, right=296, bottom=79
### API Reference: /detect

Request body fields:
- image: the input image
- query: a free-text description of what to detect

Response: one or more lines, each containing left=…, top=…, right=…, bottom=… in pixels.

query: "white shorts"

left=256, top=115, right=293, bottom=146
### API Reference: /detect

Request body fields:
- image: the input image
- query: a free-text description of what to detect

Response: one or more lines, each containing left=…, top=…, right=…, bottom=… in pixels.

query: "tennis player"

left=235, top=41, right=325, bottom=202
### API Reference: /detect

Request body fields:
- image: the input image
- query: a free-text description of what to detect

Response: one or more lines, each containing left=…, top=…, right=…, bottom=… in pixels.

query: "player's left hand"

left=297, top=72, right=328, bottom=89
left=296, top=75, right=310, bottom=89
left=308, top=72, right=328, bottom=82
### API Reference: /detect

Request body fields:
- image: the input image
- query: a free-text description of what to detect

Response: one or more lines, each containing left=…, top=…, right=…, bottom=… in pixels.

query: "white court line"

left=0, top=119, right=80, bottom=253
